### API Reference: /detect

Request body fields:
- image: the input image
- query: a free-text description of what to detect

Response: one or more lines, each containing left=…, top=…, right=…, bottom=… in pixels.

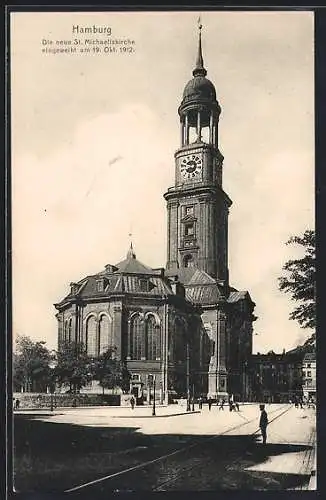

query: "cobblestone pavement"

left=14, top=404, right=316, bottom=494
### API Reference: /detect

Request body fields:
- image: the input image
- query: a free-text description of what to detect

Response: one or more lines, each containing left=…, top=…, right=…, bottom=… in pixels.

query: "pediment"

left=181, top=214, right=197, bottom=223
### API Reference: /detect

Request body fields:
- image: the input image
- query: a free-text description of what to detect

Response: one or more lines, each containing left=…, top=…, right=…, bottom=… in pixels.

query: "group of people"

left=205, top=396, right=240, bottom=412
left=291, top=395, right=316, bottom=409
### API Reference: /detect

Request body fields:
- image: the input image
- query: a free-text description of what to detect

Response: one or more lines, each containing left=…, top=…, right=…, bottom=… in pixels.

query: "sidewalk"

left=14, top=404, right=201, bottom=418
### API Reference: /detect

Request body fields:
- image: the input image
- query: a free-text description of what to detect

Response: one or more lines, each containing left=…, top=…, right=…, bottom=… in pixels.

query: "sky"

left=10, top=10, right=314, bottom=353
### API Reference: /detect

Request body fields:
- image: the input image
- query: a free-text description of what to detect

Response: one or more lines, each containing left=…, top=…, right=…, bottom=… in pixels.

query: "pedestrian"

left=208, top=397, right=212, bottom=411
left=198, top=396, right=203, bottom=410
left=219, top=398, right=225, bottom=410
left=235, top=401, right=240, bottom=411
left=259, top=404, right=268, bottom=444
left=15, top=399, right=20, bottom=410
left=130, top=396, right=135, bottom=410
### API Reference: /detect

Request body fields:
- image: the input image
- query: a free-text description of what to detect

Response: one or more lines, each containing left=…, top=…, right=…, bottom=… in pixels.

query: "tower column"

left=209, top=111, right=214, bottom=144
left=180, top=117, right=184, bottom=146
left=217, top=306, right=228, bottom=397
left=212, top=124, right=216, bottom=148
left=197, top=110, right=201, bottom=140
left=185, top=114, right=189, bottom=145
left=215, top=123, right=219, bottom=148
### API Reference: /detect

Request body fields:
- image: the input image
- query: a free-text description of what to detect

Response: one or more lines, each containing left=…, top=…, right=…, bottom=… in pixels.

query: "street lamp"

left=152, top=376, right=156, bottom=416
left=192, top=383, right=195, bottom=412
left=186, top=343, right=191, bottom=412
left=48, top=359, right=57, bottom=412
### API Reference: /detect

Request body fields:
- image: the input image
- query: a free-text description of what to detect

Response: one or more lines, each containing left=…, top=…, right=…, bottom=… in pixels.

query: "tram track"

left=153, top=404, right=292, bottom=491
left=65, top=404, right=291, bottom=494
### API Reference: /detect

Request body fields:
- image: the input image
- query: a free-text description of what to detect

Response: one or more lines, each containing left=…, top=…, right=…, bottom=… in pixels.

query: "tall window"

left=130, top=315, right=143, bottom=360
left=86, top=316, right=97, bottom=356
left=99, top=315, right=112, bottom=354
left=68, top=318, right=72, bottom=343
left=146, top=315, right=160, bottom=360
left=185, top=223, right=194, bottom=236
left=64, top=321, right=69, bottom=343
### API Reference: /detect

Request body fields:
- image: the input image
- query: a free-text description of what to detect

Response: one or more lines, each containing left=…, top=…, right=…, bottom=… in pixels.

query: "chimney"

left=70, top=282, right=79, bottom=295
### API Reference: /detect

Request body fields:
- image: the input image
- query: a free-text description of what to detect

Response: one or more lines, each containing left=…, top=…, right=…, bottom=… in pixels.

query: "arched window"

left=130, top=315, right=143, bottom=360
left=99, top=315, right=112, bottom=354
left=86, top=316, right=97, bottom=357
left=146, top=315, right=160, bottom=360
left=183, top=254, right=194, bottom=268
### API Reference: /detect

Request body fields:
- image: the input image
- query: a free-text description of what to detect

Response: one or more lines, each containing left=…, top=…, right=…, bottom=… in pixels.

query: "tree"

left=13, top=335, right=52, bottom=392
left=278, top=230, right=316, bottom=329
left=55, top=341, right=94, bottom=394
left=94, top=347, right=131, bottom=394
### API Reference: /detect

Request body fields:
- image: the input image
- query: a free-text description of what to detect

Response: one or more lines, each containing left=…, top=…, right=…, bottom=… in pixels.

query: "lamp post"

left=152, top=376, right=156, bottom=416
left=186, top=343, right=191, bottom=412
left=192, top=383, right=195, bottom=412
left=48, top=359, right=57, bottom=412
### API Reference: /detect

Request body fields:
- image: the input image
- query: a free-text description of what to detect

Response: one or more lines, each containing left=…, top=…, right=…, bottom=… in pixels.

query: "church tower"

left=164, top=22, right=232, bottom=284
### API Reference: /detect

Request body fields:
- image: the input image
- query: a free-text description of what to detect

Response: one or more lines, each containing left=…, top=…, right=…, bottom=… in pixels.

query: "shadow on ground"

left=13, top=415, right=312, bottom=495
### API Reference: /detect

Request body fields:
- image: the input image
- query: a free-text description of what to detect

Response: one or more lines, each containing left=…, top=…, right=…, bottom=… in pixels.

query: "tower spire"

left=193, top=17, right=207, bottom=77
left=127, top=232, right=136, bottom=259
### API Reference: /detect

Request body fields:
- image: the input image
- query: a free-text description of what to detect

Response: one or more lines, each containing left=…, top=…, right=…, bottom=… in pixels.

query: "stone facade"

left=302, top=352, right=316, bottom=399
left=55, top=248, right=210, bottom=402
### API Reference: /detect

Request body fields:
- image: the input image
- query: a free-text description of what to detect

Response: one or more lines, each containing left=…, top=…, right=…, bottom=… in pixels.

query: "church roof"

left=114, top=251, right=154, bottom=275
left=166, top=267, right=254, bottom=307
left=166, top=266, right=216, bottom=286
left=166, top=267, right=224, bottom=306
left=185, top=284, right=222, bottom=305
left=70, top=273, right=172, bottom=299
left=56, top=245, right=177, bottom=304
left=228, top=290, right=249, bottom=303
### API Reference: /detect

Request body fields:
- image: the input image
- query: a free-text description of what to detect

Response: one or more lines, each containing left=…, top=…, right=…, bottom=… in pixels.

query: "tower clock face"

left=180, top=154, right=202, bottom=180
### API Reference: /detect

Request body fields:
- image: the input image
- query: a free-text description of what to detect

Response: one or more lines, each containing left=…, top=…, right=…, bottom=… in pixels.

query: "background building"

left=302, top=352, right=316, bottom=400
left=250, top=351, right=303, bottom=403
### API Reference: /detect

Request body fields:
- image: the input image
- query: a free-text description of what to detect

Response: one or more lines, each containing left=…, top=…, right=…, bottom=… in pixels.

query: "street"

left=14, top=403, right=316, bottom=494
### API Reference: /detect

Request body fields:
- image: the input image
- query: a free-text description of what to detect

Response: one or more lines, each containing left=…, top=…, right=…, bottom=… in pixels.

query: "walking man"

left=259, top=404, right=268, bottom=445
left=130, top=396, right=135, bottom=410
left=208, top=397, right=212, bottom=411
left=219, top=398, right=225, bottom=410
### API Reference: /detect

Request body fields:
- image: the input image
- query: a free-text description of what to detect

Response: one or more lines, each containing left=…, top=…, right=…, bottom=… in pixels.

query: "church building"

left=54, top=24, right=256, bottom=403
